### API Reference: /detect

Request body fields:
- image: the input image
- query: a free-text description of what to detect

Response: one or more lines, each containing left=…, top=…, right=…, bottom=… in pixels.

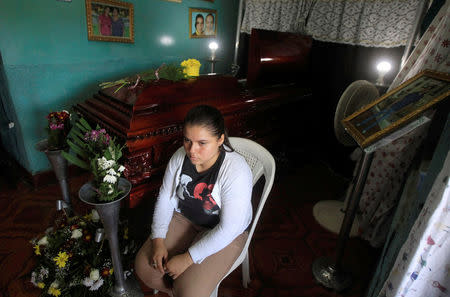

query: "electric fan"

left=313, top=80, right=380, bottom=237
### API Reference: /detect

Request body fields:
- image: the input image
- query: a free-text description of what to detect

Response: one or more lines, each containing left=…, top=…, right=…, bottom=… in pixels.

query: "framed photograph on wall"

left=85, top=0, right=134, bottom=43
left=189, top=8, right=217, bottom=38
left=342, top=70, right=450, bottom=148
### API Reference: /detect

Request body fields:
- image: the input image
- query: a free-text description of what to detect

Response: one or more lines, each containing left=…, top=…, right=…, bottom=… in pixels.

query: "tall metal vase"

left=36, top=139, right=71, bottom=209
left=79, top=178, right=143, bottom=297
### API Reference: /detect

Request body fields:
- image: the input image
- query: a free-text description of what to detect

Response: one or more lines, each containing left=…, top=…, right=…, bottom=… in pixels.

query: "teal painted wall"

left=0, top=0, right=239, bottom=174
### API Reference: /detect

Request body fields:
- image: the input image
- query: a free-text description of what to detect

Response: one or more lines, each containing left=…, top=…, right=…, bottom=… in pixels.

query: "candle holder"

left=207, top=57, right=220, bottom=74
left=208, top=41, right=219, bottom=74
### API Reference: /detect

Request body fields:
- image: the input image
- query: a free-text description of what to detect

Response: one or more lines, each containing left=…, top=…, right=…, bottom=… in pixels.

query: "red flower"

left=101, top=268, right=110, bottom=277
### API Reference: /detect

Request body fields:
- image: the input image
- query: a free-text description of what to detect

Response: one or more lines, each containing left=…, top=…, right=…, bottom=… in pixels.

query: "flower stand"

left=36, top=139, right=71, bottom=211
left=79, top=178, right=143, bottom=297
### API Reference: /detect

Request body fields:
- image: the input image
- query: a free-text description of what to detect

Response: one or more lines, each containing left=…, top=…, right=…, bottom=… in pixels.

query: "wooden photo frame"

left=85, top=0, right=134, bottom=43
left=342, top=70, right=450, bottom=148
left=189, top=8, right=217, bottom=38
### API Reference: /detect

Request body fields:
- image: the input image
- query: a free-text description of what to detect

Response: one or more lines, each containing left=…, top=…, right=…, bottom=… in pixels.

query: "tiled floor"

left=0, top=154, right=379, bottom=297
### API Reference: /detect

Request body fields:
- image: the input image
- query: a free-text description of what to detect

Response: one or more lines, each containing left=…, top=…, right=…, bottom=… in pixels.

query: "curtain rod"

left=232, top=0, right=245, bottom=75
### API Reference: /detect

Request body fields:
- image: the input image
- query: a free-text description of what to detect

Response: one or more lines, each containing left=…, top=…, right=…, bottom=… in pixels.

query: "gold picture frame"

left=85, top=0, right=134, bottom=43
left=189, top=8, right=217, bottom=39
left=342, top=70, right=450, bottom=148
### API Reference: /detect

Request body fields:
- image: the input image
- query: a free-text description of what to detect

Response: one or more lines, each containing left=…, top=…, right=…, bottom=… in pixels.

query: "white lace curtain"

left=241, top=0, right=423, bottom=48
left=241, top=0, right=314, bottom=35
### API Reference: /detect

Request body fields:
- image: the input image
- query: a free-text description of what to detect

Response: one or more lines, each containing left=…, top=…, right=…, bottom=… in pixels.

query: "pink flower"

left=49, top=123, right=64, bottom=130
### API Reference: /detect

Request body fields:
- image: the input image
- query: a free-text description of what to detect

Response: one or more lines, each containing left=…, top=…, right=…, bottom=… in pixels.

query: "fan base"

left=312, top=200, right=359, bottom=237
left=312, top=257, right=352, bottom=291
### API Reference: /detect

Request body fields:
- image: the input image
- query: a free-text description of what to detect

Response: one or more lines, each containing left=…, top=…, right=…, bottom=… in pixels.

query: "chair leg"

left=209, top=285, right=218, bottom=297
left=242, top=252, right=250, bottom=288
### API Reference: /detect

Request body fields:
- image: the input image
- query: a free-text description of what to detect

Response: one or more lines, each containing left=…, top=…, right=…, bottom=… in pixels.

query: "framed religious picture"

left=189, top=8, right=217, bottom=38
left=342, top=70, right=450, bottom=148
left=85, top=0, right=134, bottom=43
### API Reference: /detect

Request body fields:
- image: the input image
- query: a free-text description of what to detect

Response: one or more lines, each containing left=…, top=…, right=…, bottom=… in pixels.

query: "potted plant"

left=36, top=110, right=72, bottom=210
left=46, top=111, right=71, bottom=150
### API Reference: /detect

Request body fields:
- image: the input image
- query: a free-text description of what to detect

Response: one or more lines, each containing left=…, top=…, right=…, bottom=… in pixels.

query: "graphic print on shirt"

left=176, top=151, right=225, bottom=228
left=177, top=174, right=195, bottom=200
left=178, top=173, right=219, bottom=215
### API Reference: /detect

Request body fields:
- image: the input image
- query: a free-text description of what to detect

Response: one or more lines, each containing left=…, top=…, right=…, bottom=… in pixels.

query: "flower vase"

left=78, top=178, right=143, bottom=297
left=36, top=139, right=71, bottom=209
left=47, top=128, right=66, bottom=151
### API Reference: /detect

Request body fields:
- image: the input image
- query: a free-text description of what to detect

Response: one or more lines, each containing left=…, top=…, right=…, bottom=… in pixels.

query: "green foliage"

left=99, top=63, right=187, bottom=93
left=61, top=117, right=93, bottom=170
left=62, top=116, right=127, bottom=202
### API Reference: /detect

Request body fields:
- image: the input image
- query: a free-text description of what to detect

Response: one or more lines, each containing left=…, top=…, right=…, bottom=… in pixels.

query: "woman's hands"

left=151, top=238, right=193, bottom=279
left=165, top=252, right=193, bottom=279
left=151, top=238, right=168, bottom=274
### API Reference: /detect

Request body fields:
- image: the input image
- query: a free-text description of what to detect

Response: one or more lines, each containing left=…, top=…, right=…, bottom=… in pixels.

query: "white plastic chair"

left=208, top=137, right=276, bottom=297
left=153, top=137, right=276, bottom=297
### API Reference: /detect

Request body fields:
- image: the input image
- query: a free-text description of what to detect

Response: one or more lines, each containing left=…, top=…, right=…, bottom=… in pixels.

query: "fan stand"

left=311, top=80, right=379, bottom=291
left=312, top=151, right=374, bottom=291
left=313, top=151, right=363, bottom=238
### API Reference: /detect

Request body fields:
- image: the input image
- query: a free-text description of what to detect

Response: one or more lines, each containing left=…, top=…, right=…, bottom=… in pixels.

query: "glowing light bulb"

left=377, top=61, right=392, bottom=74
left=209, top=41, right=219, bottom=59
left=376, top=61, right=392, bottom=86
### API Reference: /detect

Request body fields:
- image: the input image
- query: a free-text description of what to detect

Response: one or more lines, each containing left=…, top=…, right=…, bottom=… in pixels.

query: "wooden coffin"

left=75, top=75, right=311, bottom=207
left=75, top=30, right=313, bottom=208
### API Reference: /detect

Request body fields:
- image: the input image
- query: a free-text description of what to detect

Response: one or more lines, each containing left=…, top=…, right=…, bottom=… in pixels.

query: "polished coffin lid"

left=75, top=59, right=312, bottom=207
left=247, top=28, right=313, bottom=88
left=76, top=75, right=246, bottom=151
left=75, top=74, right=310, bottom=150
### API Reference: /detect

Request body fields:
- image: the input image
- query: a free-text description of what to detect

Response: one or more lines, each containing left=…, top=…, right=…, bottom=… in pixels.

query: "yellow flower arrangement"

left=34, top=244, right=41, bottom=255
left=48, top=286, right=61, bottom=297
left=53, top=251, right=69, bottom=268
left=181, top=59, right=201, bottom=77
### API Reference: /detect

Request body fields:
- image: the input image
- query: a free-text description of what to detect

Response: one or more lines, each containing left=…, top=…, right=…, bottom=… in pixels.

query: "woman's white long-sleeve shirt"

left=151, top=147, right=253, bottom=264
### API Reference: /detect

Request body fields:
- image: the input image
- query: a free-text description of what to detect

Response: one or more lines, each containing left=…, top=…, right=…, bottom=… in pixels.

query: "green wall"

left=0, top=0, right=239, bottom=174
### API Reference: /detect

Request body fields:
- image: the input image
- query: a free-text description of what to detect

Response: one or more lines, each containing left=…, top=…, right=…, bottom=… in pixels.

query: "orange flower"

left=101, top=268, right=110, bottom=277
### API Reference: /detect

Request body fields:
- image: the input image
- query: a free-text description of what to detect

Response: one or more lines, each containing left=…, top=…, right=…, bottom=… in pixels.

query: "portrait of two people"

left=192, top=12, right=216, bottom=37
left=97, top=5, right=126, bottom=37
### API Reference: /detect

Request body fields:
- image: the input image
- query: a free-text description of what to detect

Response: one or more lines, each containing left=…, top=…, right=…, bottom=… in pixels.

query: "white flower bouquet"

left=30, top=210, right=136, bottom=296
left=62, top=118, right=127, bottom=202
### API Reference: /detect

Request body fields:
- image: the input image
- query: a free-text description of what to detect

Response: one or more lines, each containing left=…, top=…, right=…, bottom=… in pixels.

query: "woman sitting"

left=135, top=105, right=253, bottom=297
